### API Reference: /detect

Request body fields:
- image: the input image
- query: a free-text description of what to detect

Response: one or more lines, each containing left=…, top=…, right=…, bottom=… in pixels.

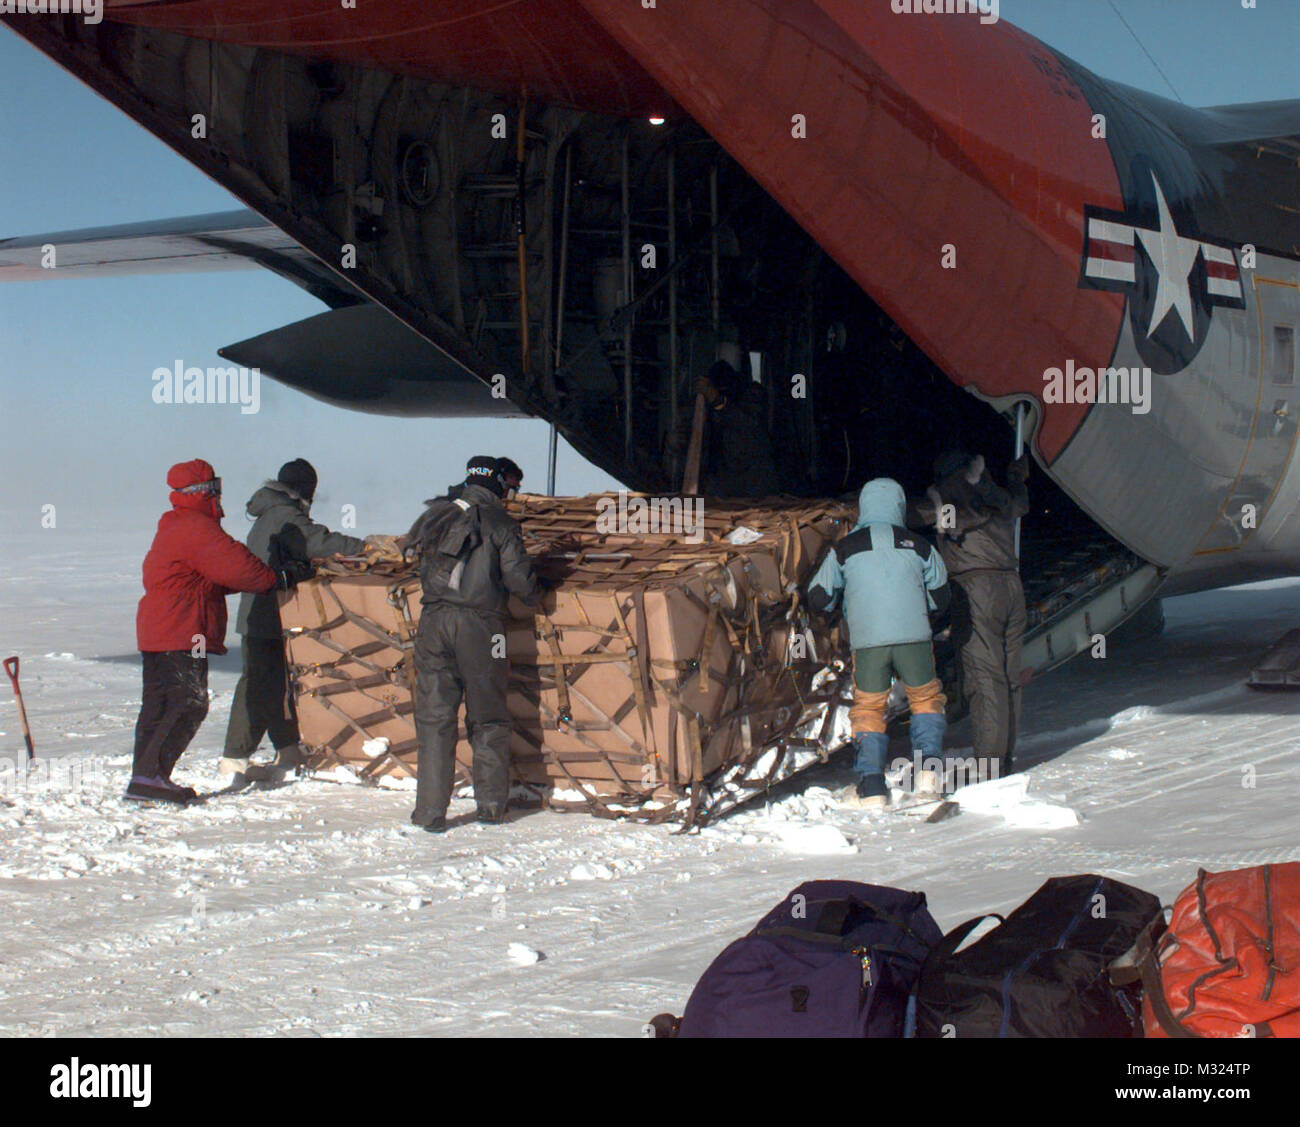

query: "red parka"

left=136, top=460, right=278, bottom=655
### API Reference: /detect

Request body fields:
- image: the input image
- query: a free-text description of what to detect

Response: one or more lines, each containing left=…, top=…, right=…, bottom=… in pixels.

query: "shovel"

left=3, top=656, right=35, bottom=760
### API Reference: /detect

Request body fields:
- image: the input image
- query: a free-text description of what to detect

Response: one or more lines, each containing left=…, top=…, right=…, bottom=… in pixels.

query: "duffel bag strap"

left=1110, top=914, right=1199, bottom=1039
left=914, top=914, right=1005, bottom=999
left=933, top=914, right=1005, bottom=960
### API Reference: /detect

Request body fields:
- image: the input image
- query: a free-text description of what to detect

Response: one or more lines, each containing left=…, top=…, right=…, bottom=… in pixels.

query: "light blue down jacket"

left=807, top=478, right=948, bottom=649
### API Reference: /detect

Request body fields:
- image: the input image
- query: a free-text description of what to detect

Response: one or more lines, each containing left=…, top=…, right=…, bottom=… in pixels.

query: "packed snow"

left=2, top=520, right=1299, bottom=1035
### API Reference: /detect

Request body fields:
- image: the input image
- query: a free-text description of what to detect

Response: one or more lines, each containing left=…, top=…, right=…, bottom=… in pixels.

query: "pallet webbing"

left=284, top=494, right=854, bottom=824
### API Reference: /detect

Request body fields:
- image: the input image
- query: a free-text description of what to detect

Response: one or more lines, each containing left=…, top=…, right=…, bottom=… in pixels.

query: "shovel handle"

left=4, top=655, right=35, bottom=759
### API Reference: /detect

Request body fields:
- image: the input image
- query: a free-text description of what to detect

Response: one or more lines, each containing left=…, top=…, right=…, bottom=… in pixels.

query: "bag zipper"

left=852, top=946, right=874, bottom=990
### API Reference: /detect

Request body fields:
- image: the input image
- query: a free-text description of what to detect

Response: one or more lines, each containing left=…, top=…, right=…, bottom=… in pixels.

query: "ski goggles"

left=177, top=477, right=222, bottom=496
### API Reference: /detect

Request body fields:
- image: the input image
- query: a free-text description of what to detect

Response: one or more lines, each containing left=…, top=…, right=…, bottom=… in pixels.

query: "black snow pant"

left=132, top=651, right=209, bottom=780
left=950, top=570, right=1026, bottom=771
left=223, top=637, right=299, bottom=759
left=411, top=604, right=512, bottom=824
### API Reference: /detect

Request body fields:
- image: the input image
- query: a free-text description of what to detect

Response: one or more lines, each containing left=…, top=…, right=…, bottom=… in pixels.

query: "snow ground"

left=2, top=521, right=1299, bottom=1036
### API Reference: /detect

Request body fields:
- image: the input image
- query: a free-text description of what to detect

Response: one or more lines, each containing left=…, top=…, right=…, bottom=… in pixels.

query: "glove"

left=693, top=375, right=721, bottom=407
left=1007, top=453, right=1030, bottom=484
left=277, top=558, right=315, bottom=590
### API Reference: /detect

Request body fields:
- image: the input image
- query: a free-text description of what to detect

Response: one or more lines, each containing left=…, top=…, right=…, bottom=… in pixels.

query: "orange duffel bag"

left=1124, top=864, right=1300, bottom=1038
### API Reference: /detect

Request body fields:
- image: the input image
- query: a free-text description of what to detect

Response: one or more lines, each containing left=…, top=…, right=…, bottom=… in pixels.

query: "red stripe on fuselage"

left=1089, top=241, right=1137, bottom=263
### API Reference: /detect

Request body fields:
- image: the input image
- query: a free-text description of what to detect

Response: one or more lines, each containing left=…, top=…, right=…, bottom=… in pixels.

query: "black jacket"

left=407, top=482, right=539, bottom=616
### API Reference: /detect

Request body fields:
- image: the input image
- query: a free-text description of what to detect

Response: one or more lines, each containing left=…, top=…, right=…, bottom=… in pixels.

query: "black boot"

left=125, top=776, right=190, bottom=805
left=421, top=816, right=448, bottom=834
left=159, top=777, right=199, bottom=801
left=476, top=806, right=507, bottom=824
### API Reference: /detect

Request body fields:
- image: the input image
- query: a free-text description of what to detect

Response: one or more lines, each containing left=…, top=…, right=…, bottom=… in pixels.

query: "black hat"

left=278, top=458, right=318, bottom=502
left=465, top=455, right=505, bottom=497
left=495, top=456, right=524, bottom=483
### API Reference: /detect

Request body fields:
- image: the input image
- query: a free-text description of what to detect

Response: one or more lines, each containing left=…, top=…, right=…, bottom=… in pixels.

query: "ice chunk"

left=764, top=823, right=857, bottom=855
left=954, top=774, right=1079, bottom=830
left=569, top=862, right=614, bottom=881
left=507, top=942, right=542, bottom=966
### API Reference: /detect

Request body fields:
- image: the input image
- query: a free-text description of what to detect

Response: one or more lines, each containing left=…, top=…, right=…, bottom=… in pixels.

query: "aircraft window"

left=1272, top=325, right=1295, bottom=386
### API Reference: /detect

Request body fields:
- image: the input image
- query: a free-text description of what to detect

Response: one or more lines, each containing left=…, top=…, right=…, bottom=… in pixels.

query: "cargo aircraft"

left=3, top=1, right=1298, bottom=677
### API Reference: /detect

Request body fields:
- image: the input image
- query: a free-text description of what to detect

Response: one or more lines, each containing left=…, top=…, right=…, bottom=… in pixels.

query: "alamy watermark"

left=891, top=752, right=1000, bottom=791
left=152, top=361, right=261, bottom=415
left=0, top=754, right=103, bottom=794
left=891, top=0, right=999, bottom=26
left=0, top=0, right=102, bottom=24
left=1042, top=360, right=1151, bottom=416
left=596, top=491, right=704, bottom=544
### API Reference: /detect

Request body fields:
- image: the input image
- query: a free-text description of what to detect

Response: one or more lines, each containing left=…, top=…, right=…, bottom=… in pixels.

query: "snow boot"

left=218, top=756, right=271, bottom=792
left=841, top=731, right=890, bottom=809
left=476, top=805, right=507, bottom=824
left=260, top=743, right=305, bottom=787
left=421, top=816, right=448, bottom=834
left=912, top=769, right=944, bottom=800
left=843, top=772, right=890, bottom=811
left=124, top=776, right=189, bottom=805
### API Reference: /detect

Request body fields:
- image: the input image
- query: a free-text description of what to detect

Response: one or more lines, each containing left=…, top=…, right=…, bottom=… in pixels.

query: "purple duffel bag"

left=674, top=880, right=942, bottom=1038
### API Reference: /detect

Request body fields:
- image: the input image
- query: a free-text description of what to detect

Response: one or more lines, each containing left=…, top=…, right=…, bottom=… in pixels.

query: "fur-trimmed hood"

left=246, top=479, right=310, bottom=518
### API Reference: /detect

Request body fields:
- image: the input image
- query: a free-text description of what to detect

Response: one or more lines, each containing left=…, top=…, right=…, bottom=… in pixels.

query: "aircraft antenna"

left=1105, top=0, right=1185, bottom=104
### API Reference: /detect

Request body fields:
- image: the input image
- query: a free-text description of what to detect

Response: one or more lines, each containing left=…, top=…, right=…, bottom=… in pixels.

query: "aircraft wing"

left=0, top=208, right=364, bottom=308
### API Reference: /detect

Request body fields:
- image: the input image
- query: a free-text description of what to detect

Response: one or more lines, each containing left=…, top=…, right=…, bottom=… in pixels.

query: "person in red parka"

left=129, top=460, right=310, bottom=804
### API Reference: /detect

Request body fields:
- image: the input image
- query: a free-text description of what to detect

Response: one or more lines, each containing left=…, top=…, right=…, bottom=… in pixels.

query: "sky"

left=1, top=0, right=1297, bottom=541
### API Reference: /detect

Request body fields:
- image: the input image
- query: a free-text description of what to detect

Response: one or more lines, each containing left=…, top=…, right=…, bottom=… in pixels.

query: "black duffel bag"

left=912, top=874, right=1162, bottom=1038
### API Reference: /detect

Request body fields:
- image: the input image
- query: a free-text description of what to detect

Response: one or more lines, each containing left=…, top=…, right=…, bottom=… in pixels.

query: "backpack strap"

left=815, top=896, right=934, bottom=944
left=815, top=898, right=856, bottom=938
left=754, top=895, right=931, bottom=949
